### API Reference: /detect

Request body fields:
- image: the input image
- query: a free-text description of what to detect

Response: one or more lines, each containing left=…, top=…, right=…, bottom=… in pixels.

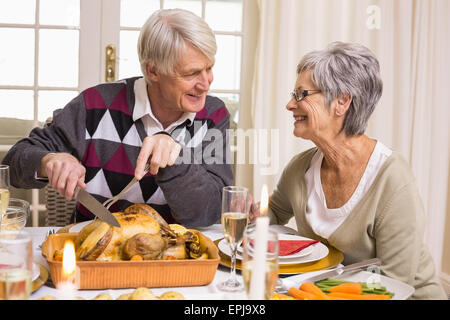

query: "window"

left=0, top=0, right=80, bottom=123
left=1, top=0, right=246, bottom=127
left=0, top=0, right=252, bottom=225
left=118, top=0, right=244, bottom=128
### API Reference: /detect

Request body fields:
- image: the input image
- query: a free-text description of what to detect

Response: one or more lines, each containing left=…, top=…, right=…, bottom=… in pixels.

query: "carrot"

left=328, top=282, right=363, bottom=295
left=130, top=254, right=143, bottom=261
left=328, top=292, right=391, bottom=300
left=272, top=293, right=295, bottom=300
left=288, top=287, right=319, bottom=300
left=300, top=281, right=331, bottom=300
left=326, top=295, right=349, bottom=300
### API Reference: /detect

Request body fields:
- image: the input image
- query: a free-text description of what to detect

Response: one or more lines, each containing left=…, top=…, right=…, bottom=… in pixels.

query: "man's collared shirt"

left=133, top=77, right=196, bottom=136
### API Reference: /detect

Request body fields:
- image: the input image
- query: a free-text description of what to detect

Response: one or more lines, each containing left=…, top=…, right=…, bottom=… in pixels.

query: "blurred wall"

left=442, top=165, right=450, bottom=295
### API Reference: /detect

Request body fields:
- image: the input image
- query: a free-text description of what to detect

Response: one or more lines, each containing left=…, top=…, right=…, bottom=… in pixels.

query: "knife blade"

left=74, top=187, right=121, bottom=227
left=298, top=258, right=382, bottom=285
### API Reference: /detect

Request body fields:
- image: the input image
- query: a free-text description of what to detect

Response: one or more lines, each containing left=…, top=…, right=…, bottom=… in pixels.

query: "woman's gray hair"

left=297, top=42, right=383, bottom=136
left=138, top=8, right=217, bottom=82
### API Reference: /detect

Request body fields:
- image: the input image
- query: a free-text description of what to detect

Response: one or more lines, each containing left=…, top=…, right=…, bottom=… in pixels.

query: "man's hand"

left=39, top=153, right=86, bottom=201
left=135, top=133, right=181, bottom=179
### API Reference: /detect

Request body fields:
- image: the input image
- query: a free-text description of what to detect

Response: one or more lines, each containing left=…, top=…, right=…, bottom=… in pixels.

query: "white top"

left=304, top=141, right=392, bottom=239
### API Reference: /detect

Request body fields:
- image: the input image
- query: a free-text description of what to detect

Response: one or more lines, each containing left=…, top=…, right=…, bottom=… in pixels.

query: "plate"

left=218, top=238, right=329, bottom=265
left=54, top=221, right=91, bottom=234
left=236, top=234, right=315, bottom=260
left=68, top=221, right=91, bottom=233
left=32, top=263, right=40, bottom=281
left=282, top=270, right=415, bottom=300
left=32, top=263, right=49, bottom=293
left=215, top=239, right=342, bottom=275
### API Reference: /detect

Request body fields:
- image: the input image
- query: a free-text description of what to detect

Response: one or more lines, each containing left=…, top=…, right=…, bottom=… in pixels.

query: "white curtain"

left=236, top=0, right=450, bottom=274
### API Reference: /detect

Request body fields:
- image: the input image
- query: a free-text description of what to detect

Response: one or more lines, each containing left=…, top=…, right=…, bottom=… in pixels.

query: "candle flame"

left=260, top=184, right=269, bottom=215
left=62, top=240, right=76, bottom=278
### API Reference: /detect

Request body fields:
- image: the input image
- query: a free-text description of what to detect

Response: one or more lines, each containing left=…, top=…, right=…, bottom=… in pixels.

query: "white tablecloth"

left=26, top=224, right=298, bottom=300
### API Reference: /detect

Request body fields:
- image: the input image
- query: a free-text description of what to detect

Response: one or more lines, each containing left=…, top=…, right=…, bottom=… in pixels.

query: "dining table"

left=27, top=223, right=310, bottom=300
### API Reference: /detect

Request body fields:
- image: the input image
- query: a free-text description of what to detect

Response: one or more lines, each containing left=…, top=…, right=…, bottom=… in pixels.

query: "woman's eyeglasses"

left=291, top=88, right=321, bottom=102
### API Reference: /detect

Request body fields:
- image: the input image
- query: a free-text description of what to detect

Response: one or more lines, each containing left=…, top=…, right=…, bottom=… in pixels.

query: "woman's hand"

left=39, top=152, right=86, bottom=201
left=135, top=133, right=181, bottom=179
left=247, top=193, right=261, bottom=223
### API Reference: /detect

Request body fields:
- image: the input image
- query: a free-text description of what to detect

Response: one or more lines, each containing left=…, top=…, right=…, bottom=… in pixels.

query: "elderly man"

left=2, top=9, right=233, bottom=228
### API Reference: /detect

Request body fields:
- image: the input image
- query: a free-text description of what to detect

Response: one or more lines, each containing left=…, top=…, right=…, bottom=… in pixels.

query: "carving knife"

left=74, top=187, right=121, bottom=227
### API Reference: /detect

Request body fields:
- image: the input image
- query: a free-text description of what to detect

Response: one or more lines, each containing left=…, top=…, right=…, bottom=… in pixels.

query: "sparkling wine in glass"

left=0, top=231, right=33, bottom=300
left=217, top=186, right=249, bottom=292
left=0, top=165, right=11, bottom=230
left=242, top=227, right=279, bottom=300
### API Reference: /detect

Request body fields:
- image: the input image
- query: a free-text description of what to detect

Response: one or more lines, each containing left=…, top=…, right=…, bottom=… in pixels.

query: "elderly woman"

left=263, top=42, right=446, bottom=299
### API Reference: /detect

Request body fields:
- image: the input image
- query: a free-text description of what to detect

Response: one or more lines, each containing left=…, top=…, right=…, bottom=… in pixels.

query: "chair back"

left=44, top=185, right=75, bottom=226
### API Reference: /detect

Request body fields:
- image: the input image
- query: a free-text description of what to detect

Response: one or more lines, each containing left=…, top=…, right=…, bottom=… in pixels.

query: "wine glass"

left=242, top=226, right=279, bottom=299
left=0, top=230, right=34, bottom=300
left=0, top=165, right=11, bottom=230
left=217, top=186, right=249, bottom=292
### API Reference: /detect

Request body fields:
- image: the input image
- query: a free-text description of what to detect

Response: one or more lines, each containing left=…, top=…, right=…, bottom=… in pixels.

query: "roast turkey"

left=75, top=204, right=203, bottom=261
left=76, top=210, right=162, bottom=261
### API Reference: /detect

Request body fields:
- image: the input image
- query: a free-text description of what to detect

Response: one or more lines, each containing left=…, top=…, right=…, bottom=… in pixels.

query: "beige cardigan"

left=267, top=147, right=447, bottom=300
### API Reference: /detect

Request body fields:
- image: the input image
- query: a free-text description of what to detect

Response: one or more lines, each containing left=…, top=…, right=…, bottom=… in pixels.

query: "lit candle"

left=57, top=240, right=79, bottom=300
left=259, top=184, right=269, bottom=216
left=249, top=185, right=269, bottom=300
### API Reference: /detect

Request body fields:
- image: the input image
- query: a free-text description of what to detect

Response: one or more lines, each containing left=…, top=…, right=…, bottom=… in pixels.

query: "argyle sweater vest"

left=76, top=77, right=229, bottom=223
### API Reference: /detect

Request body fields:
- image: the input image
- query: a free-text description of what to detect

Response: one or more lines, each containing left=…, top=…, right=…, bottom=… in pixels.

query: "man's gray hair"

left=138, top=8, right=217, bottom=81
left=297, top=42, right=383, bottom=136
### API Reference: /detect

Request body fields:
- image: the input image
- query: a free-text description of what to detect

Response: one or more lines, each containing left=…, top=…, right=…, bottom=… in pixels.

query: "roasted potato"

left=93, top=293, right=113, bottom=300
left=160, top=243, right=187, bottom=260
left=128, top=287, right=159, bottom=300
left=169, top=224, right=188, bottom=235
left=38, top=295, right=57, bottom=300
left=159, top=291, right=185, bottom=300
left=117, top=293, right=132, bottom=300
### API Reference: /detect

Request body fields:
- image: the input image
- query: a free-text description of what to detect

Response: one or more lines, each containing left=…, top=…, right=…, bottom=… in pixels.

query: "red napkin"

left=278, top=240, right=319, bottom=256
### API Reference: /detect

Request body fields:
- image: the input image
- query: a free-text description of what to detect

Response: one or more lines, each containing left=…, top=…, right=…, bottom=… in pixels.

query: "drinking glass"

left=0, top=165, right=11, bottom=231
left=0, top=230, right=33, bottom=300
left=242, top=227, right=279, bottom=300
left=0, top=165, right=10, bottom=214
left=1, top=199, right=30, bottom=231
left=217, top=186, right=249, bottom=292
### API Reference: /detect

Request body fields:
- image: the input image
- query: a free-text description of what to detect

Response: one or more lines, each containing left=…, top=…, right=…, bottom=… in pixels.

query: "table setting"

left=0, top=164, right=415, bottom=301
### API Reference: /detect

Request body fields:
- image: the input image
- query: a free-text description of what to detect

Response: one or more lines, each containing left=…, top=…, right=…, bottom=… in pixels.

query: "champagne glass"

left=0, top=165, right=11, bottom=230
left=242, top=226, right=279, bottom=300
left=217, top=186, right=249, bottom=292
left=0, top=230, right=33, bottom=300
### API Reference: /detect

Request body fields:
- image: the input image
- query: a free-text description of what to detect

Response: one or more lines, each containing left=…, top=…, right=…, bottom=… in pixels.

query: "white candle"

left=249, top=216, right=269, bottom=300
left=249, top=185, right=270, bottom=300
left=58, top=281, right=77, bottom=300
left=57, top=240, right=79, bottom=300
